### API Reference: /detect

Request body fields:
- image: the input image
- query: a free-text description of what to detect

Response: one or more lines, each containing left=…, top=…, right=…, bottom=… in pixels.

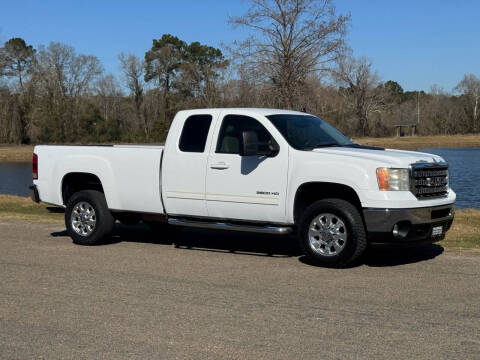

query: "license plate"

left=432, top=226, right=443, bottom=237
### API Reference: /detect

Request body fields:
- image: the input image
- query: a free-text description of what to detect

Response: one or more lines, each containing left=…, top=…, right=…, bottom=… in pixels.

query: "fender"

left=55, top=154, right=119, bottom=209
left=287, top=156, right=371, bottom=223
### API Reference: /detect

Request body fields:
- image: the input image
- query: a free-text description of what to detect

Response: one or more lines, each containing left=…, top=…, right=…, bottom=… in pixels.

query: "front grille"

left=410, top=162, right=449, bottom=199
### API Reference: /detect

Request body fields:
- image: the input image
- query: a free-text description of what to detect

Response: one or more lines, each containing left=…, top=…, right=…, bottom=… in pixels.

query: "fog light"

left=393, top=224, right=400, bottom=237
left=392, top=221, right=411, bottom=239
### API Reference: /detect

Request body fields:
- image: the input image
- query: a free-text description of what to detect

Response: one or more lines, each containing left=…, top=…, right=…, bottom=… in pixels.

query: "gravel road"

left=0, top=219, right=479, bottom=359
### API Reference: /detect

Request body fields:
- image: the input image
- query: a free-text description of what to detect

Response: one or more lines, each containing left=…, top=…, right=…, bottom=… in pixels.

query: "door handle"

left=210, top=162, right=230, bottom=170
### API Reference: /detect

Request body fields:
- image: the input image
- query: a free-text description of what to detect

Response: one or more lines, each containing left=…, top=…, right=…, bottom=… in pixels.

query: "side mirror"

left=241, top=131, right=279, bottom=157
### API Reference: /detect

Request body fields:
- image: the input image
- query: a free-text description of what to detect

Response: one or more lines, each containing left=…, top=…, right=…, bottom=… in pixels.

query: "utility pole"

left=417, top=92, right=420, bottom=125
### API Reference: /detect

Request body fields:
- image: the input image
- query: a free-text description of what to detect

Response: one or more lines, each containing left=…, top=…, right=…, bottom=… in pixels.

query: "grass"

left=442, top=208, right=480, bottom=251
left=355, top=134, right=480, bottom=150
left=0, top=195, right=478, bottom=252
left=0, top=195, right=63, bottom=223
left=0, top=145, right=35, bottom=162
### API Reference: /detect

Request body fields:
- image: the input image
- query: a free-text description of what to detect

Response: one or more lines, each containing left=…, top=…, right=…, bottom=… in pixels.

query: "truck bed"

left=33, top=145, right=165, bottom=214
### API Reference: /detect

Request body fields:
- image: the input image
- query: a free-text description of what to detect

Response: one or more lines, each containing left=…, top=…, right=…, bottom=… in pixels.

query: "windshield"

left=266, top=114, right=353, bottom=150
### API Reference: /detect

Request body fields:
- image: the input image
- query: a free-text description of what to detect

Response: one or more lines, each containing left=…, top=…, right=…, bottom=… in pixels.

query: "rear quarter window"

left=179, top=115, right=213, bottom=153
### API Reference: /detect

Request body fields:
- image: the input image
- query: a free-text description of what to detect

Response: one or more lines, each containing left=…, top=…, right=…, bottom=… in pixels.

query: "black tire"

left=65, top=190, right=114, bottom=246
left=298, top=199, right=367, bottom=267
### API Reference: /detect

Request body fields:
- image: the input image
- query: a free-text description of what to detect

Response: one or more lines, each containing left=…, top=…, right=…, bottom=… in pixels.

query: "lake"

left=0, top=162, right=32, bottom=197
left=419, top=147, right=480, bottom=209
left=0, top=147, right=479, bottom=208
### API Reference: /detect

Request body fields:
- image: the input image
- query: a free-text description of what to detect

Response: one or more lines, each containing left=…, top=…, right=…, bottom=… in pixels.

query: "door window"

left=216, top=115, right=272, bottom=155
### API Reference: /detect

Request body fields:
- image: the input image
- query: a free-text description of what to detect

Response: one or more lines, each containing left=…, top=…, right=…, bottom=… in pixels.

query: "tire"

left=65, top=190, right=114, bottom=246
left=298, top=199, right=367, bottom=267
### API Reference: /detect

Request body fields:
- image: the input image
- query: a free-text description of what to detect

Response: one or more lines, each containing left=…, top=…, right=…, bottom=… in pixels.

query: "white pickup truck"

left=30, top=108, right=455, bottom=267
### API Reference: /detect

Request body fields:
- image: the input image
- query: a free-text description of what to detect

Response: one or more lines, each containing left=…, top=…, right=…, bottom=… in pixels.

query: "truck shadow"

left=362, top=244, right=444, bottom=267
left=51, top=224, right=444, bottom=267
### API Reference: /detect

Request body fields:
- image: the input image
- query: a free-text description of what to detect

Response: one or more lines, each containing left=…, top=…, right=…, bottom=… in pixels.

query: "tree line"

left=0, top=0, right=478, bottom=145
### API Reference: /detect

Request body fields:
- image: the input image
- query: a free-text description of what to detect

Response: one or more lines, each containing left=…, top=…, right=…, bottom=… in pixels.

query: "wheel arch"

left=293, top=182, right=364, bottom=224
left=61, top=172, right=105, bottom=206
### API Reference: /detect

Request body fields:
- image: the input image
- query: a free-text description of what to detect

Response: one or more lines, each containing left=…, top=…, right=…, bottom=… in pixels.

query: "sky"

left=1, top=0, right=479, bottom=92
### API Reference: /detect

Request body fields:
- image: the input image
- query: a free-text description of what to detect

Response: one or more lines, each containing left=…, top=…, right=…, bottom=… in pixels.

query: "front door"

left=205, top=112, right=288, bottom=223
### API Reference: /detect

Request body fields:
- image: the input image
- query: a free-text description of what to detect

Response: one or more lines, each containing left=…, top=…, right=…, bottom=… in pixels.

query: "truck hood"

left=312, top=146, right=445, bottom=167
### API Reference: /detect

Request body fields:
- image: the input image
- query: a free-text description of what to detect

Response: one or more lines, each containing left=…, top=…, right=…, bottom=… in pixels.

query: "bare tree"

left=118, top=52, right=146, bottom=135
left=331, top=55, right=384, bottom=136
left=35, top=42, right=103, bottom=140
left=36, top=42, right=102, bottom=98
left=229, top=0, right=349, bottom=109
left=454, top=74, right=480, bottom=132
left=94, top=74, right=122, bottom=123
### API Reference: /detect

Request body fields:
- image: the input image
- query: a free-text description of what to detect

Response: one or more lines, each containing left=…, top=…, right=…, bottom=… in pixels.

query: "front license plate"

left=432, top=226, right=443, bottom=237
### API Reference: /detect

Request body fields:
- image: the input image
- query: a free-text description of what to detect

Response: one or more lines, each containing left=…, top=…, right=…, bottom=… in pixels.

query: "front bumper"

left=363, top=204, right=454, bottom=244
left=29, top=185, right=40, bottom=203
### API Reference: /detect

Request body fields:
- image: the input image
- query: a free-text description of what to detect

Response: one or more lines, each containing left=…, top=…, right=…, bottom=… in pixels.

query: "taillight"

left=32, top=153, right=38, bottom=180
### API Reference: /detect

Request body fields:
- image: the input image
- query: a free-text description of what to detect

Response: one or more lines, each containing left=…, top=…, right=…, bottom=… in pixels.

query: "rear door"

left=205, top=111, right=289, bottom=223
left=162, top=111, right=217, bottom=217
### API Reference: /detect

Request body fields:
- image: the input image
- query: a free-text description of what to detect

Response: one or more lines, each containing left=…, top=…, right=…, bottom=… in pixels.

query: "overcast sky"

left=1, top=0, right=478, bottom=92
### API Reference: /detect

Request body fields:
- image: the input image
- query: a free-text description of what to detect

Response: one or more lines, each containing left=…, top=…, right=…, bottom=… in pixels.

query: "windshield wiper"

left=312, top=143, right=342, bottom=148
left=342, top=143, right=385, bottom=150
left=302, top=143, right=342, bottom=150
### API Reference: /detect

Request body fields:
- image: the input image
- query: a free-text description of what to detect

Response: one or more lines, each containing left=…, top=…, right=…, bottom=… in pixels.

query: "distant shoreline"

left=1, top=134, right=479, bottom=162
left=355, top=134, right=480, bottom=151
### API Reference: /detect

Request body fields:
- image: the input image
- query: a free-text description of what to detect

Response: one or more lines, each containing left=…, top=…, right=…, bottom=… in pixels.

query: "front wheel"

left=65, top=190, right=114, bottom=245
left=298, top=199, right=367, bottom=267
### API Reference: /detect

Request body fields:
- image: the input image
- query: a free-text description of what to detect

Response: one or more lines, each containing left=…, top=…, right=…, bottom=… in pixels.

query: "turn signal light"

left=376, top=168, right=390, bottom=190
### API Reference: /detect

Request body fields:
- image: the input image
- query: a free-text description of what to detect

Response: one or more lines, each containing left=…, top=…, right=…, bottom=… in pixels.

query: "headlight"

left=376, top=168, right=410, bottom=191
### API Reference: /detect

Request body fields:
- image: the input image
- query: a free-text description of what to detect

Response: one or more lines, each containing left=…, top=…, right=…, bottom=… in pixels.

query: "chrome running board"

left=168, top=218, right=292, bottom=235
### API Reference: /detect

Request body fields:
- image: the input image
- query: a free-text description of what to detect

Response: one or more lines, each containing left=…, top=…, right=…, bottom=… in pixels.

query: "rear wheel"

left=65, top=190, right=114, bottom=245
left=298, top=199, right=366, bottom=267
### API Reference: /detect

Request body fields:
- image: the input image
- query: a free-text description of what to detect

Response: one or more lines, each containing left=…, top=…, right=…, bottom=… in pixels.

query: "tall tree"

left=331, top=55, right=384, bottom=136
left=454, top=74, right=480, bottom=132
left=144, top=34, right=185, bottom=125
left=35, top=42, right=103, bottom=140
left=0, top=38, right=36, bottom=143
left=383, top=80, right=404, bottom=103
left=0, top=37, right=35, bottom=92
left=229, top=0, right=349, bottom=109
left=178, top=42, right=228, bottom=106
left=118, top=53, right=146, bottom=136
left=94, top=74, right=123, bottom=136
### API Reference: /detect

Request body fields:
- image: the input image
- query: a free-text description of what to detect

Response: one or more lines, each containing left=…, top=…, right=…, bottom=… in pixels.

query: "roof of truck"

left=177, top=108, right=310, bottom=116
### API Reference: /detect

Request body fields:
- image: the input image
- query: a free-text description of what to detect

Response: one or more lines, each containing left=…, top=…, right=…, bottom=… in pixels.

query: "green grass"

left=442, top=208, right=480, bottom=251
left=0, top=195, right=63, bottom=222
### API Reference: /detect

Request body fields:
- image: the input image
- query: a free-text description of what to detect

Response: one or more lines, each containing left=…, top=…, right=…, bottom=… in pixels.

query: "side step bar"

left=168, top=218, right=293, bottom=235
